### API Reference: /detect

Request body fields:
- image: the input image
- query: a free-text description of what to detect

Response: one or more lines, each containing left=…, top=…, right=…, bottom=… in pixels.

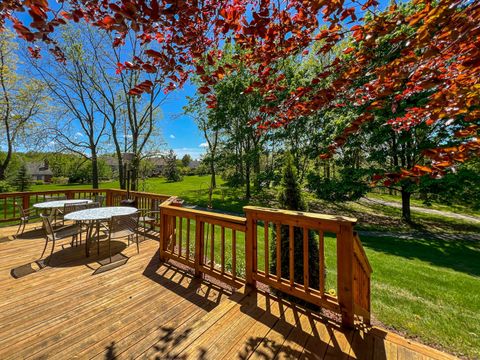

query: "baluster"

left=264, top=221, right=269, bottom=277
left=303, top=227, right=309, bottom=291
left=232, top=230, right=237, bottom=279
left=186, top=218, right=191, bottom=260
left=210, top=223, right=215, bottom=269
left=319, top=230, right=325, bottom=296
left=194, top=217, right=204, bottom=277
left=178, top=217, right=183, bottom=257
left=171, top=216, right=176, bottom=252
left=289, top=225, right=294, bottom=287
left=276, top=223, right=281, bottom=281
left=221, top=226, right=225, bottom=274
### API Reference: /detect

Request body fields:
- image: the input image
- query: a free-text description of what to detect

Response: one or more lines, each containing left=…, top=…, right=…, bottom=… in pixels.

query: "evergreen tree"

left=14, top=164, right=31, bottom=192
left=270, top=153, right=320, bottom=290
left=163, top=150, right=182, bottom=182
left=181, top=154, right=192, bottom=167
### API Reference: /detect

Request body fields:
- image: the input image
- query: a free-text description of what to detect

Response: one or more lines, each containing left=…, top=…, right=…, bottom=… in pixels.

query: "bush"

left=270, top=153, right=320, bottom=291
left=306, top=168, right=369, bottom=202
left=34, top=180, right=44, bottom=185
left=0, top=180, right=13, bottom=193
left=51, top=176, right=69, bottom=185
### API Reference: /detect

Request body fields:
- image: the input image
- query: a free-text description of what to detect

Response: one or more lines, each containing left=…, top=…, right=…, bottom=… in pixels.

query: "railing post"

left=105, top=190, right=113, bottom=206
left=22, top=193, right=30, bottom=211
left=159, top=210, right=166, bottom=262
left=65, top=190, right=74, bottom=199
left=244, top=209, right=256, bottom=289
left=337, top=223, right=355, bottom=328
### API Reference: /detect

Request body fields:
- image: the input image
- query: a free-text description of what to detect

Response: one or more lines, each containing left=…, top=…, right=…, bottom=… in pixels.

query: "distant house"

left=26, top=161, right=53, bottom=183
left=189, top=160, right=201, bottom=169
left=103, top=156, right=120, bottom=175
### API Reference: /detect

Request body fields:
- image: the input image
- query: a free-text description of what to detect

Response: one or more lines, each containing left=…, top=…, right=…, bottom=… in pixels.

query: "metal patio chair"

left=15, top=204, right=39, bottom=236
left=104, top=212, right=140, bottom=263
left=39, top=214, right=84, bottom=264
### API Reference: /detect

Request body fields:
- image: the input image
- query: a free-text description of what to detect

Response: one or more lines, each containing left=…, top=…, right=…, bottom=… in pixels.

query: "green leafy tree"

left=0, top=30, right=47, bottom=180
left=163, top=150, right=182, bottom=182
left=14, top=163, right=31, bottom=192
left=270, top=153, right=320, bottom=290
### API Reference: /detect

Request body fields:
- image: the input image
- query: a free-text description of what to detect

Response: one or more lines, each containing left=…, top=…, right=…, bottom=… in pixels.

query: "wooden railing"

left=0, top=188, right=372, bottom=327
left=160, top=196, right=247, bottom=288
left=159, top=199, right=372, bottom=328
left=0, top=189, right=170, bottom=224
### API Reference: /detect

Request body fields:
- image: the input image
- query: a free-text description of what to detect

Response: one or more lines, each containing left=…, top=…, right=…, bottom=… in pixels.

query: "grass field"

left=5, top=176, right=480, bottom=357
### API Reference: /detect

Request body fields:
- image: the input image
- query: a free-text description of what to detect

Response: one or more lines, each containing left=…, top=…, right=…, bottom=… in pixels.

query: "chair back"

left=15, top=203, right=26, bottom=218
left=63, top=201, right=89, bottom=215
left=45, top=195, right=67, bottom=201
left=41, top=214, right=55, bottom=240
left=85, top=201, right=100, bottom=209
left=94, top=195, right=105, bottom=207
left=109, top=212, right=140, bottom=239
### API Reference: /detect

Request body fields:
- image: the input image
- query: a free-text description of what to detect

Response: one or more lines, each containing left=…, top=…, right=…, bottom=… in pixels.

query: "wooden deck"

left=0, top=223, right=455, bottom=360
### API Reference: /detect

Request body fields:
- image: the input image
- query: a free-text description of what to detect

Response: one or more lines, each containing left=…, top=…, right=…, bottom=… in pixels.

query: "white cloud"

left=199, top=142, right=208, bottom=148
left=169, top=134, right=175, bottom=139
left=173, top=147, right=206, bottom=160
left=75, top=132, right=84, bottom=138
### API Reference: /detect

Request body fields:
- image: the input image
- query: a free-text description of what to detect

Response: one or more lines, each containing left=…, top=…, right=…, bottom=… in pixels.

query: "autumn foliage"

left=1, top=0, right=479, bottom=182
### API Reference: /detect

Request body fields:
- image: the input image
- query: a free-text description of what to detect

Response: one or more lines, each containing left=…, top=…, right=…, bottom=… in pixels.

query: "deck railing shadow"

left=142, top=250, right=230, bottom=311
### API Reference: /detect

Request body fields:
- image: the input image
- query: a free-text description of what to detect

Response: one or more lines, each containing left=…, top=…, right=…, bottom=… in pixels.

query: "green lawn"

left=6, top=176, right=480, bottom=357
left=367, top=191, right=480, bottom=218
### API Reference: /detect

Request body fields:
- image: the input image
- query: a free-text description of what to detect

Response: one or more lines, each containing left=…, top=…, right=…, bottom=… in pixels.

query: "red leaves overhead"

left=1, top=0, right=479, bottom=176
left=128, top=80, right=153, bottom=96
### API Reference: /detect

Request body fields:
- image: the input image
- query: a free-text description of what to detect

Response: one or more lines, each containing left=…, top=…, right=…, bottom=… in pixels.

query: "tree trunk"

left=210, top=158, right=216, bottom=189
left=401, top=188, right=411, bottom=222
left=245, top=162, right=251, bottom=199
left=0, top=165, right=5, bottom=181
left=91, top=154, right=99, bottom=189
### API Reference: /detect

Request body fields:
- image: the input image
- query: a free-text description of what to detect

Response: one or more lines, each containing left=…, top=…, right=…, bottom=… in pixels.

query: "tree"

left=27, top=26, right=107, bottom=189
left=181, top=154, right=192, bottom=168
left=163, top=150, right=182, bottom=182
left=14, top=163, right=31, bottom=192
left=270, top=153, right=320, bottom=290
left=0, top=30, right=46, bottom=180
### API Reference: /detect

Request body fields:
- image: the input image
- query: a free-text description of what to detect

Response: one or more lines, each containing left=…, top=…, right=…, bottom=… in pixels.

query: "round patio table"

left=65, top=207, right=138, bottom=257
left=33, top=199, right=92, bottom=210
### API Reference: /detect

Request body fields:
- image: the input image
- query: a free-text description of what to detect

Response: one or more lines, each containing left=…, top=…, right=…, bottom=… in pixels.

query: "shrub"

left=306, top=168, right=369, bottom=202
left=51, top=176, right=69, bottom=185
left=270, top=153, right=320, bottom=291
left=0, top=180, right=13, bottom=193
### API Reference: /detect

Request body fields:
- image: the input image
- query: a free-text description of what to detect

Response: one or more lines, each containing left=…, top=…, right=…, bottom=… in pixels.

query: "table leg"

left=96, top=221, right=100, bottom=255
left=86, top=222, right=94, bottom=257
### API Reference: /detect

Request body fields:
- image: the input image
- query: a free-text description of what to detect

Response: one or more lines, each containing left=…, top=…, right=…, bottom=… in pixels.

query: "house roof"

left=26, top=162, right=53, bottom=176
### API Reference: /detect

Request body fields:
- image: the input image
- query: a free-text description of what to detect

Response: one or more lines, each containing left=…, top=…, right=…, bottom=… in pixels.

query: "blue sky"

left=160, top=82, right=207, bottom=159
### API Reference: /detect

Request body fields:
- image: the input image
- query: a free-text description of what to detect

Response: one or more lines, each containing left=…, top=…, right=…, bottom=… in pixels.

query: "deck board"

left=0, top=223, right=458, bottom=360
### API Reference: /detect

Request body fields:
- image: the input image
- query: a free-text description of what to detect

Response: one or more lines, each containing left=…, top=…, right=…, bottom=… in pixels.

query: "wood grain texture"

left=0, top=226, right=456, bottom=360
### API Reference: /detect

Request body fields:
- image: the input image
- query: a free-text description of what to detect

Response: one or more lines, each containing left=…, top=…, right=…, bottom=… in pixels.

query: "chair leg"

left=39, top=238, right=49, bottom=259
left=108, top=237, right=112, bottom=263
left=136, top=233, right=139, bottom=254
left=46, top=239, right=56, bottom=265
left=16, top=220, right=23, bottom=236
